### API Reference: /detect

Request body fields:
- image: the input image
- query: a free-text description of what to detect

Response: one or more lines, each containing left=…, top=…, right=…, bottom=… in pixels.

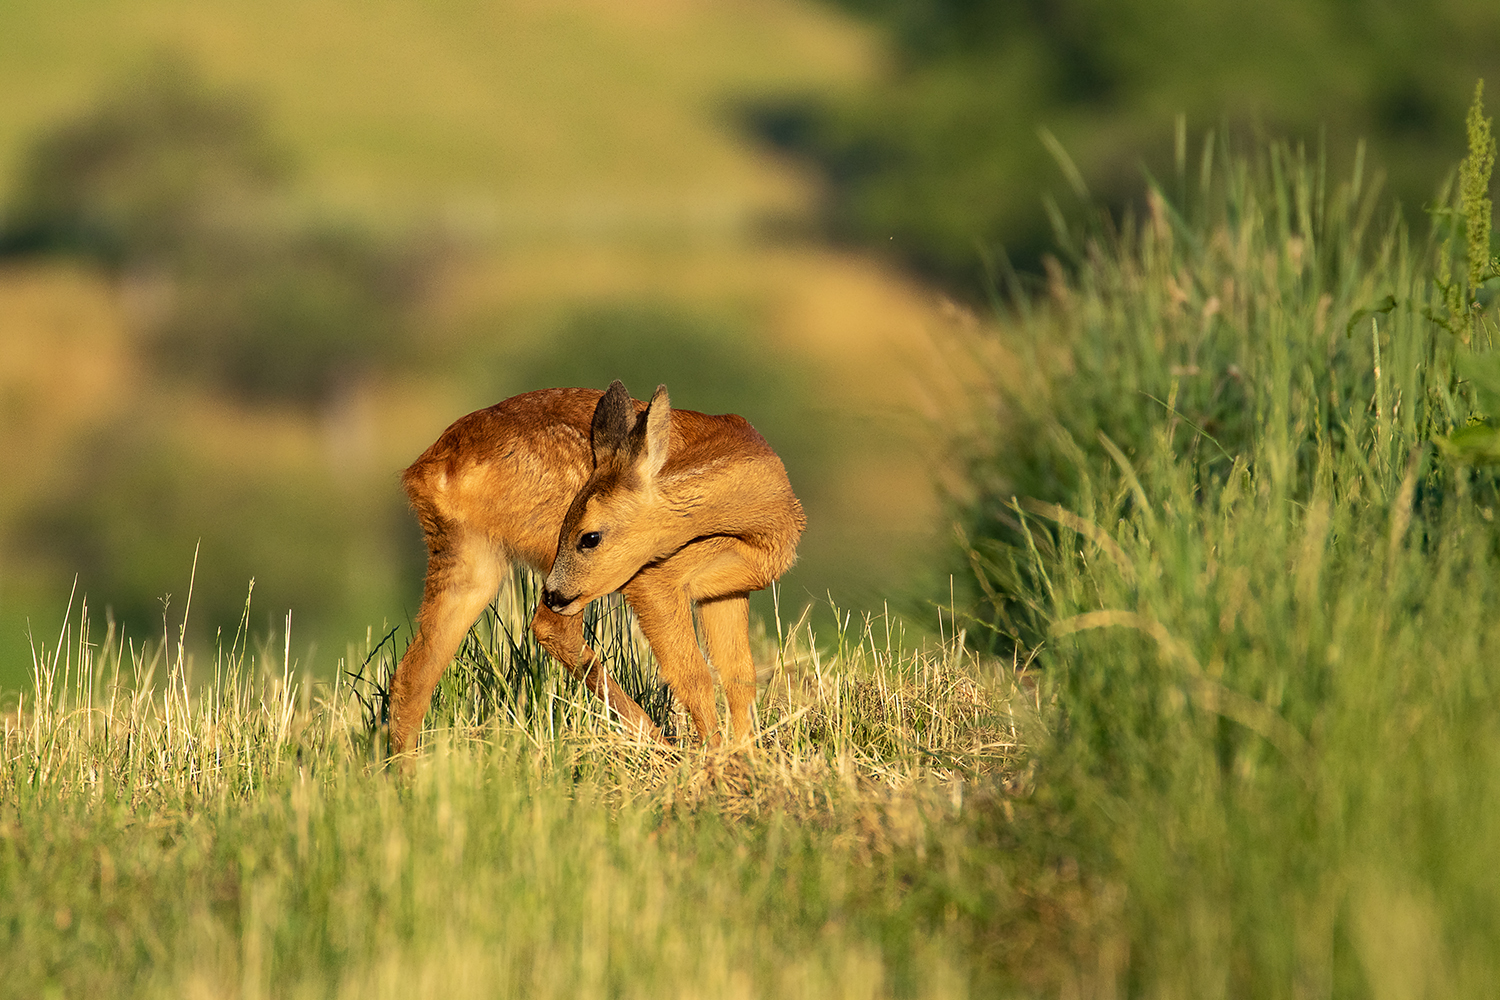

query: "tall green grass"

left=947, top=89, right=1500, bottom=993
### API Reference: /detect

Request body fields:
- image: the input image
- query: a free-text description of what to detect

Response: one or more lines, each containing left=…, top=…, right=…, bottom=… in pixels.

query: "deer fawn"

left=387, top=380, right=805, bottom=755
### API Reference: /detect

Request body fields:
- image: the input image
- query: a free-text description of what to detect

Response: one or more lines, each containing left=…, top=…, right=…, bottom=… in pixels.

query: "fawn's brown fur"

left=387, top=381, right=805, bottom=755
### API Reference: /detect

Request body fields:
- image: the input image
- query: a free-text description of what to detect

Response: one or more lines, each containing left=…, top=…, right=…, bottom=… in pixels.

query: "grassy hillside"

left=0, top=1, right=966, bottom=684
left=0, top=0, right=867, bottom=219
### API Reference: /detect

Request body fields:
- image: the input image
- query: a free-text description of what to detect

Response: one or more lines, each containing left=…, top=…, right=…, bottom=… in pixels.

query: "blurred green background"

left=758, top=0, right=1500, bottom=295
left=0, top=0, right=1495, bottom=688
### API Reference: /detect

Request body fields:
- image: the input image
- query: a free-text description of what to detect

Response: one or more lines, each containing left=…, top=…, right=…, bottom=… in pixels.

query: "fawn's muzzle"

left=542, top=587, right=580, bottom=614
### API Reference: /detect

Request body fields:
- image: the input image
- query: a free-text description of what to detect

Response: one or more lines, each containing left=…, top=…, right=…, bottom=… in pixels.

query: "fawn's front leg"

left=531, top=603, right=664, bottom=741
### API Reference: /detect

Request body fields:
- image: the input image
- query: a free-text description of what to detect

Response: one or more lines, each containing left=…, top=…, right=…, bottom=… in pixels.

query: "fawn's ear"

left=639, top=384, right=671, bottom=480
left=591, top=380, right=634, bottom=466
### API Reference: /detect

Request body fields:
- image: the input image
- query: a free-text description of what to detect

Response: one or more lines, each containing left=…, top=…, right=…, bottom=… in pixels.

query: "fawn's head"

left=542, top=380, right=671, bottom=615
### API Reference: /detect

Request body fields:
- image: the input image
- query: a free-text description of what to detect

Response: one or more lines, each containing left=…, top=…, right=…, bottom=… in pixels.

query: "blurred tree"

left=753, top=0, right=1500, bottom=297
left=13, top=412, right=415, bottom=652
left=152, top=223, right=428, bottom=405
left=0, top=54, right=435, bottom=407
left=0, top=54, right=287, bottom=266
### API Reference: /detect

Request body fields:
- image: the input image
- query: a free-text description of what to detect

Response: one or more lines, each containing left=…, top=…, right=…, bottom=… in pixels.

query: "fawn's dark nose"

left=542, top=587, right=577, bottom=612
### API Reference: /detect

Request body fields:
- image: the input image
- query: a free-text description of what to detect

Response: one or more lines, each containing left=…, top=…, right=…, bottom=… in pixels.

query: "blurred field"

left=0, top=0, right=860, bottom=215
left=0, top=0, right=971, bottom=684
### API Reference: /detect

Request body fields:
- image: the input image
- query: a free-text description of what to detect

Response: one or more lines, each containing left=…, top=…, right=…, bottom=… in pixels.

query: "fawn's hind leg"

left=697, top=593, right=757, bottom=742
left=388, top=536, right=502, bottom=755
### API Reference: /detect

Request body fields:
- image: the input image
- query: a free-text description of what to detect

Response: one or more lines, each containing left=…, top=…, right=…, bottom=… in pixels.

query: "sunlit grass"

left=1, top=573, right=1031, bottom=999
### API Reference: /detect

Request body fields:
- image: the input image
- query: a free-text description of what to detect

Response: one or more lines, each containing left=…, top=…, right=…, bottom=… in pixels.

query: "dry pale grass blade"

left=1019, top=497, right=1137, bottom=586
left=1386, top=443, right=1425, bottom=579
left=1096, top=432, right=1154, bottom=528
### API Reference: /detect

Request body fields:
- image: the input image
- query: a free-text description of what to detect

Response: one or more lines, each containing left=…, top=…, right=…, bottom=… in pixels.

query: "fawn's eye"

left=578, top=530, right=602, bottom=551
